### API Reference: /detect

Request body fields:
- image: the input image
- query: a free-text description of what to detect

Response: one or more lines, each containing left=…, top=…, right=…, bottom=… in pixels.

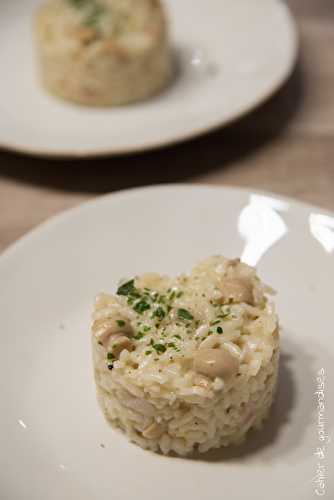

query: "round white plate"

left=0, top=0, right=297, bottom=157
left=1, top=185, right=333, bottom=500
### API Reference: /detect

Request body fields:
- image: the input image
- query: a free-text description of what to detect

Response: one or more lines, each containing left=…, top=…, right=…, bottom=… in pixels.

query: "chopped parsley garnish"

left=167, top=342, right=180, bottom=351
left=145, top=350, right=152, bottom=355
left=152, top=306, right=166, bottom=320
left=107, top=352, right=115, bottom=360
left=210, top=319, right=221, bottom=326
left=176, top=291, right=183, bottom=298
left=152, top=343, right=167, bottom=354
left=173, top=334, right=181, bottom=340
left=117, top=279, right=136, bottom=296
left=217, top=326, right=223, bottom=334
left=133, top=299, right=150, bottom=314
left=177, top=308, right=194, bottom=321
left=116, top=320, right=126, bottom=328
left=157, top=295, right=166, bottom=304
left=134, top=332, right=145, bottom=340
left=142, top=325, right=151, bottom=332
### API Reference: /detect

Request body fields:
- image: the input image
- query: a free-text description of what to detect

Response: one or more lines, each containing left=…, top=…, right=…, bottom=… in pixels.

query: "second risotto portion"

left=91, top=256, right=280, bottom=454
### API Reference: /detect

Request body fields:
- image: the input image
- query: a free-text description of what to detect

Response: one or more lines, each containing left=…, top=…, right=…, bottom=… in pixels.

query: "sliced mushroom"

left=193, top=347, right=239, bottom=380
left=142, top=422, right=164, bottom=439
left=220, top=278, right=254, bottom=305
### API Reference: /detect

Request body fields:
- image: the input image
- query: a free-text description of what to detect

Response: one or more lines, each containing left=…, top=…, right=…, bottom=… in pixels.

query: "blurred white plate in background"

left=1, top=185, right=333, bottom=499
left=0, top=0, right=297, bottom=157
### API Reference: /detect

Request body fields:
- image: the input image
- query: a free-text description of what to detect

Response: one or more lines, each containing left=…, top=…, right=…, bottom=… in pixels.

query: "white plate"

left=0, top=0, right=297, bottom=157
left=1, top=184, right=333, bottom=500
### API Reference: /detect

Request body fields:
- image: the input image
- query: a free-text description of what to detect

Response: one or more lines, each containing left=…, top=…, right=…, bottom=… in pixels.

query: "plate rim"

left=1, top=183, right=333, bottom=267
left=0, top=0, right=298, bottom=159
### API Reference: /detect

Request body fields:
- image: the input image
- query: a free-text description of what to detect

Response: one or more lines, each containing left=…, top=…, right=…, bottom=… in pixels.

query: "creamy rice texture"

left=91, top=256, right=280, bottom=455
left=34, top=0, right=172, bottom=106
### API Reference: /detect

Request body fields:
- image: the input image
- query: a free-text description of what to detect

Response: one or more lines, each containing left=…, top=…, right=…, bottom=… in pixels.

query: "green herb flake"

left=152, top=343, right=167, bottom=354
left=133, top=299, right=150, bottom=315
left=117, top=279, right=136, bottom=296
left=145, top=350, right=152, bottom=355
left=173, top=334, right=181, bottom=340
left=142, top=325, right=151, bottom=332
left=177, top=308, right=194, bottom=321
left=157, top=295, right=167, bottom=304
left=176, top=291, right=183, bottom=298
left=116, top=320, right=126, bottom=328
left=134, top=332, right=145, bottom=340
left=153, top=306, right=166, bottom=320
left=107, top=352, right=115, bottom=360
left=211, top=319, right=221, bottom=326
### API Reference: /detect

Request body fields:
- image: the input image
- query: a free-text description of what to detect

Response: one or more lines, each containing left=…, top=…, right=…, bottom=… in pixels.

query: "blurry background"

left=0, top=0, right=333, bottom=253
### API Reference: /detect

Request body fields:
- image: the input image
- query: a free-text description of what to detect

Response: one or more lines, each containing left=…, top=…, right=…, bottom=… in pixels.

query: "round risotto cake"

left=91, top=256, right=280, bottom=456
left=34, top=0, right=172, bottom=106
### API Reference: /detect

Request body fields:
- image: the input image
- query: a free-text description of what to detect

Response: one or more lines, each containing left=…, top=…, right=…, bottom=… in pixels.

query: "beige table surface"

left=0, top=0, right=333, bottom=254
